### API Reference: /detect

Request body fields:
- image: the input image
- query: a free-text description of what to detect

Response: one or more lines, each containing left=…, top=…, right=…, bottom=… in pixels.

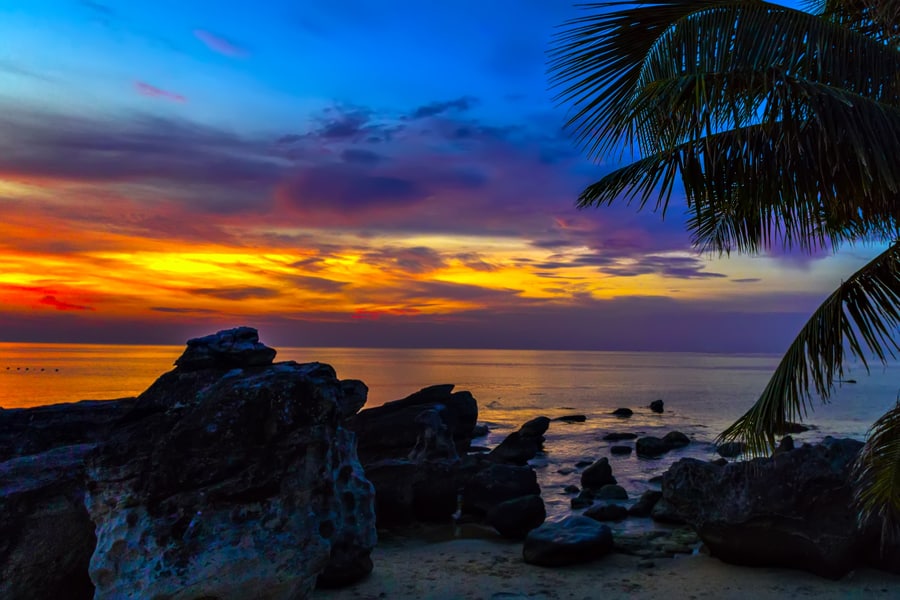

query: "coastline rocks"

left=716, top=442, right=745, bottom=458
left=523, top=516, right=613, bottom=566
left=85, top=359, right=377, bottom=599
left=649, top=399, right=664, bottom=413
left=628, top=490, right=662, bottom=517
left=602, top=432, right=637, bottom=442
left=463, top=463, right=541, bottom=516
left=612, top=408, right=633, bottom=418
left=486, top=494, right=546, bottom=539
left=636, top=431, right=690, bottom=458
left=661, top=437, right=866, bottom=578
left=609, top=445, right=632, bottom=456
left=584, top=503, right=628, bottom=522
left=488, top=416, right=551, bottom=465
left=348, top=384, right=478, bottom=464
left=580, top=457, right=617, bottom=490
left=173, top=326, right=277, bottom=371
left=364, top=459, right=465, bottom=526
left=0, top=444, right=97, bottom=600
left=571, top=490, right=594, bottom=509
left=554, top=414, right=586, bottom=423
left=595, top=484, right=628, bottom=500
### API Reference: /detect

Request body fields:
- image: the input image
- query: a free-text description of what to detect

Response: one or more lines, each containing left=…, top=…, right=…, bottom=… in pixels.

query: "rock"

left=462, top=463, right=540, bottom=516
left=661, top=437, right=867, bottom=578
left=575, top=460, right=593, bottom=468
left=710, top=457, right=728, bottom=467
left=609, top=445, right=632, bottom=456
left=636, top=432, right=690, bottom=457
left=563, top=484, right=580, bottom=494
left=650, top=498, right=684, bottom=524
left=348, top=384, right=478, bottom=464
left=486, top=494, right=546, bottom=539
left=602, top=432, right=637, bottom=441
left=662, top=431, right=690, bottom=448
left=636, top=436, right=669, bottom=457
left=580, top=457, right=617, bottom=490
left=716, top=441, right=744, bottom=458
left=628, top=490, right=662, bottom=517
left=612, top=408, right=633, bottom=417
left=1, top=444, right=97, bottom=600
left=595, top=484, right=628, bottom=500
left=775, top=436, right=795, bottom=453
left=85, top=359, right=377, bottom=599
left=557, top=467, right=575, bottom=475
left=408, top=407, right=459, bottom=462
left=571, top=490, right=594, bottom=510
left=173, top=326, right=276, bottom=371
left=637, top=559, right=656, bottom=568
left=488, top=417, right=550, bottom=466
left=471, top=424, right=490, bottom=438
left=584, top=503, right=628, bottom=522
left=338, top=380, right=368, bottom=418
left=522, top=516, right=614, bottom=566
left=363, top=459, right=463, bottom=525
left=554, top=414, right=586, bottom=423
left=649, top=399, right=664, bottom=414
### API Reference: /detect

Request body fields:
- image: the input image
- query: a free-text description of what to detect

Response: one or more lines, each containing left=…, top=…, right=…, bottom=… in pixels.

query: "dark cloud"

left=732, top=278, right=762, bottom=284
left=39, top=295, right=94, bottom=311
left=341, top=148, right=383, bottom=165
left=190, top=287, right=281, bottom=301
left=601, top=255, right=727, bottom=279
left=409, top=96, right=478, bottom=119
left=279, top=275, right=348, bottom=294
left=362, top=246, right=446, bottom=273
left=280, top=164, right=422, bottom=211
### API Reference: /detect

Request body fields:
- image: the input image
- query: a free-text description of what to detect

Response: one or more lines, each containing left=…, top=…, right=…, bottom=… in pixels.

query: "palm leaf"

left=719, top=241, right=900, bottom=454
left=855, top=400, right=900, bottom=541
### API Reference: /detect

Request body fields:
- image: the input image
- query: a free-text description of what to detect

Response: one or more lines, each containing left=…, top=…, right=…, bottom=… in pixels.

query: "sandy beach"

left=313, top=531, right=900, bottom=600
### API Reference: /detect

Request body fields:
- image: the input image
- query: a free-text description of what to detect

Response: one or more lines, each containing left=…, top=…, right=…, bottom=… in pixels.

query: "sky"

left=0, top=0, right=884, bottom=351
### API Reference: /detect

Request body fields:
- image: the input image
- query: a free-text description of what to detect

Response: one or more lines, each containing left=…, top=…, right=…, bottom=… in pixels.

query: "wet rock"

left=554, top=414, right=586, bottom=423
left=650, top=498, right=684, bottom=524
left=486, top=494, right=546, bottom=539
left=462, top=463, right=540, bottom=517
left=338, top=380, right=368, bottom=419
left=649, top=399, right=664, bottom=414
left=777, top=422, right=810, bottom=434
left=662, top=431, right=690, bottom=448
left=609, top=445, right=632, bottom=456
left=716, top=442, right=745, bottom=458
left=488, top=417, right=550, bottom=466
left=612, top=408, right=633, bottom=418
left=571, top=490, right=594, bottom=510
left=595, top=484, right=628, bottom=500
left=710, top=457, right=728, bottom=467
left=575, top=460, right=593, bottom=468
left=636, top=436, right=669, bottom=457
left=563, top=484, right=580, bottom=494
left=409, top=407, right=459, bottom=463
left=523, top=516, right=613, bottom=566
left=471, top=424, right=490, bottom=438
left=584, top=503, right=628, bottom=522
left=557, top=467, right=575, bottom=475
left=628, top=490, right=662, bottom=517
left=580, top=457, right=617, bottom=490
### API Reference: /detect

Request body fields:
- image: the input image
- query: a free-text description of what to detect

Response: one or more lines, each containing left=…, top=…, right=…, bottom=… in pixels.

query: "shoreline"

left=313, top=532, right=900, bottom=600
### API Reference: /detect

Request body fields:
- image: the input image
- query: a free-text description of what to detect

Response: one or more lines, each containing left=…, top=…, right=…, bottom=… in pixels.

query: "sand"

left=313, top=532, right=900, bottom=600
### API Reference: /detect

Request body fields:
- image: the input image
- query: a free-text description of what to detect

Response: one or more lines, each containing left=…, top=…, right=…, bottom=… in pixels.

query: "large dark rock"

left=612, top=408, right=633, bottom=418
left=636, top=431, right=690, bottom=458
left=486, top=494, right=546, bottom=539
left=0, top=444, right=97, bottom=600
left=628, top=490, right=662, bottom=517
left=661, top=438, right=867, bottom=578
left=595, top=484, right=628, bottom=500
left=602, top=432, right=637, bottom=441
left=348, top=385, right=478, bottom=464
left=463, top=462, right=541, bottom=516
left=523, top=516, right=614, bottom=566
left=173, top=326, right=277, bottom=371
left=584, top=503, right=628, bottom=522
left=364, top=458, right=469, bottom=526
left=488, top=416, right=550, bottom=465
left=716, top=441, right=745, bottom=458
left=580, top=457, right=617, bottom=490
left=649, top=399, right=664, bottom=414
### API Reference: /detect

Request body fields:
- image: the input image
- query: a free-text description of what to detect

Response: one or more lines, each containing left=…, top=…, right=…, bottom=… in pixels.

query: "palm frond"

left=720, top=241, right=900, bottom=454
left=854, top=400, right=900, bottom=542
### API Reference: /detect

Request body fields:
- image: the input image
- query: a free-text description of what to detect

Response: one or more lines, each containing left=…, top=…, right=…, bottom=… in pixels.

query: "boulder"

left=662, top=431, right=690, bottom=448
left=609, top=445, right=632, bottom=456
left=0, top=444, right=97, bottom=600
left=85, top=359, right=377, bottom=599
left=364, top=458, right=467, bottom=526
left=580, top=457, right=617, bottom=490
left=488, top=417, right=550, bottom=465
left=486, top=494, right=546, bottom=539
left=777, top=422, right=810, bottom=434
left=173, top=326, right=277, bottom=371
left=554, top=414, right=586, bottom=423
left=571, top=490, right=594, bottom=510
left=710, top=457, right=728, bottom=467
left=584, top=503, right=628, bottom=522
left=649, top=399, right=664, bottom=414
left=636, top=432, right=690, bottom=457
left=523, top=516, right=614, bottom=566
left=661, top=438, right=866, bottom=578
left=563, top=484, right=580, bottom=494
left=462, top=462, right=541, bottom=516
left=628, top=490, right=662, bottom=517
left=348, top=385, right=478, bottom=464
left=595, top=484, right=628, bottom=501
left=612, top=408, right=633, bottom=418
left=471, top=424, right=490, bottom=438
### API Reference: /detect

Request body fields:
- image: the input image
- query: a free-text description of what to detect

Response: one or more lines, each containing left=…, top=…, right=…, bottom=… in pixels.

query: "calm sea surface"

left=2, top=343, right=898, bottom=522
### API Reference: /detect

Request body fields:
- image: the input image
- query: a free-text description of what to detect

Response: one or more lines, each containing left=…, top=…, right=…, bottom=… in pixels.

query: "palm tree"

left=549, top=0, right=900, bottom=537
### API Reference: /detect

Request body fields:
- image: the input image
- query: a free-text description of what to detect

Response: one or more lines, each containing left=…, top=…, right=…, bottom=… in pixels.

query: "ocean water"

left=2, top=343, right=898, bottom=522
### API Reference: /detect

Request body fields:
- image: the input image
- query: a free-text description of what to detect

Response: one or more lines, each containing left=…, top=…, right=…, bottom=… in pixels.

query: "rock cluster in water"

left=1, top=327, right=376, bottom=600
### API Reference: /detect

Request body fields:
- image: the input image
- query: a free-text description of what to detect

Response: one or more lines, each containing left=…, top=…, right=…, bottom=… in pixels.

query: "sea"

left=2, top=343, right=898, bottom=524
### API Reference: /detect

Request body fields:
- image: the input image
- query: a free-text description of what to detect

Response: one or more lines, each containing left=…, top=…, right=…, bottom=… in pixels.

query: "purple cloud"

left=194, top=30, right=248, bottom=57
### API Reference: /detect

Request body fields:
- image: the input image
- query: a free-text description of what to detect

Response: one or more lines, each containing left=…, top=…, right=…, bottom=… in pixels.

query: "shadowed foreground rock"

left=662, top=437, right=877, bottom=578
left=1, top=327, right=377, bottom=600
left=523, top=516, right=613, bottom=566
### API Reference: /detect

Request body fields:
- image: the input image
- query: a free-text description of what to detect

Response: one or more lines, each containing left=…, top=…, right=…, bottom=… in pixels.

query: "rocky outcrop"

left=486, top=494, right=546, bottom=539
left=661, top=437, right=868, bottom=578
left=611, top=408, right=633, bottom=417
left=348, top=385, right=477, bottom=464
left=523, top=517, right=614, bottom=566
left=628, top=490, right=662, bottom=517
left=580, top=457, right=617, bottom=490
left=463, top=462, right=541, bottom=516
left=488, top=416, right=550, bottom=465
left=2, top=327, right=378, bottom=599
left=584, top=503, right=628, bottom=522
left=649, top=399, right=664, bottom=413
left=636, top=431, right=690, bottom=457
